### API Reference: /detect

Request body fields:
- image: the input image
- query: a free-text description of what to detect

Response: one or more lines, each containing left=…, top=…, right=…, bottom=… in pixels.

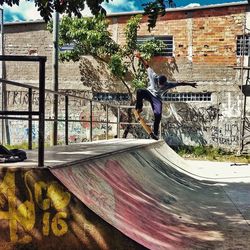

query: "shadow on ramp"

left=51, top=140, right=250, bottom=250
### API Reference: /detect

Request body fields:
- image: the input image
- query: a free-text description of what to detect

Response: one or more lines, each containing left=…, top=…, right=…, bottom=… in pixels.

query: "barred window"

left=236, top=35, right=250, bottom=56
left=137, top=36, right=173, bottom=57
left=163, top=92, right=211, bottom=102
left=93, top=92, right=130, bottom=102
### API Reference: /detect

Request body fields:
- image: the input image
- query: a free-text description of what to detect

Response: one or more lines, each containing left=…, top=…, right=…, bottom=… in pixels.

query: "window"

left=93, top=92, right=130, bottom=102
left=236, top=35, right=250, bottom=56
left=163, top=92, right=211, bottom=102
left=137, top=36, right=173, bottom=57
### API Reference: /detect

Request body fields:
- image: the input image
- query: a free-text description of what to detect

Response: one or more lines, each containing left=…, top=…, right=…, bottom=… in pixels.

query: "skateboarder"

left=135, top=53, right=197, bottom=139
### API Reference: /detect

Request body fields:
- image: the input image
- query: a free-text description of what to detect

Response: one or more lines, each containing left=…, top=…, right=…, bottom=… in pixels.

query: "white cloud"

left=102, top=0, right=139, bottom=13
left=80, top=5, right=93, bottom=17
left=3, top=0, right=42, bottom=21
left=2, top=0, right=202, bottom=22
left=183, top=3, right=201, bottom=8
left=3, top=0, right=94, bottom=22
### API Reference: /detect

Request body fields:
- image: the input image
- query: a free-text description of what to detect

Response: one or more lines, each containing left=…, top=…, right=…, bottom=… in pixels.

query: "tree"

left=53, top=14, right=163, bottom=137
left=0, top=0, right=175, bottom=30
left=143, top=0, right=176, bottom=31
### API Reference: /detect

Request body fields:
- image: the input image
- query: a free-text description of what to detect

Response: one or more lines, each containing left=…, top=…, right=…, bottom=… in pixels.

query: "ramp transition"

left=0, top=139, right=249, bottom=249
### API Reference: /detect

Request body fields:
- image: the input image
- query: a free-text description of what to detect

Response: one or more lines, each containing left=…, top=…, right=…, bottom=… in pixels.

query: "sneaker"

left=150, top=132, right=159, bottom=140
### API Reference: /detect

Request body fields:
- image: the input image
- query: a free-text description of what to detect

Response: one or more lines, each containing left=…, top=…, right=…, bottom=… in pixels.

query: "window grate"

left=137, top=36, right=173, bottom=57
left=163, top=92, right=211, bottom=102
left=236, top=35, right=250, bottom=56
left=93, top=92, right=130, bottom=102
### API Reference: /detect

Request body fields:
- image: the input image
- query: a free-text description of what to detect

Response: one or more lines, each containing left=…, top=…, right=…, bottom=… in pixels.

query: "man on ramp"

left=134, top=53, right=197, bottom=140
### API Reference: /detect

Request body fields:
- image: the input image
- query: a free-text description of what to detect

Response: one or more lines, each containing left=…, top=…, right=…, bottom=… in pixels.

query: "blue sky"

left=3, top=0, right=245, bottom=22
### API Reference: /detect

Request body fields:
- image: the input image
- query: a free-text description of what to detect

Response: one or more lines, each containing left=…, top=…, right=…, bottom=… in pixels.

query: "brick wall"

left=108, top=5, right=245, bottom=82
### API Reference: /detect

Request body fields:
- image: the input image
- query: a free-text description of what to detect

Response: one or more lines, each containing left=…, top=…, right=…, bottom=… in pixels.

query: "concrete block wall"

left=4, top=21, right=85, bottom=91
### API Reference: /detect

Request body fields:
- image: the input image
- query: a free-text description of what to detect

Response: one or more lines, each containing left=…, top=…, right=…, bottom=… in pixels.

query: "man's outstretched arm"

left=135, top=53, right=149, bottom=69
left=175, top=81, right=197, bottom=88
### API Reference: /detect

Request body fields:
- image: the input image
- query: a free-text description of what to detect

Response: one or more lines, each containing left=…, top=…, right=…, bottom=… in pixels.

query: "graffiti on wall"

left=167, top=105, right=219, bottom=124
left=6, top=90, right=91, bottom=108
left=220, top=92, right=241, bottom=118
left=5, top=90, right=119, bottom=144
left=79, top=111, right=113, bottom=130
left=211, top=122, right=240, bottom=145
left=161, top=103, right=219, bottom=145
left=7, top=121, right=36, bottom=143
left=161, top=102, right=244, bottom=148
left=0, top=170, right=71, bottom=243
left=3, top=89, right=250, bottom=150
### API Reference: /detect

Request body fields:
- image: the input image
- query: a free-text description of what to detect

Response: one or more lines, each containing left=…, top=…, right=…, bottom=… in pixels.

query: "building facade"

left=2, top=2, right=250, bottom=152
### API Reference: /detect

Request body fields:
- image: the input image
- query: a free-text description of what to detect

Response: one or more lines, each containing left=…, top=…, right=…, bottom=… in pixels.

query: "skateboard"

left=133, top=109, right=159, bottom=140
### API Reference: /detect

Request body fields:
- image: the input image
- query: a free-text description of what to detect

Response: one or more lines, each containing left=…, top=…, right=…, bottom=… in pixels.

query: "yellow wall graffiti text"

left=0, top=170, right=71, bottom=243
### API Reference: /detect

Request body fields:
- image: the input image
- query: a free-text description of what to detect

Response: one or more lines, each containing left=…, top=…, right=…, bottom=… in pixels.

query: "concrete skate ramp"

left=50, top=140, right=250, bottom=250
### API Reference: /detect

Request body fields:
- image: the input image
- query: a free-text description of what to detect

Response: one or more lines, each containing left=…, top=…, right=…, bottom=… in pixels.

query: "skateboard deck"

left=133, top=109, right=158, bottom=140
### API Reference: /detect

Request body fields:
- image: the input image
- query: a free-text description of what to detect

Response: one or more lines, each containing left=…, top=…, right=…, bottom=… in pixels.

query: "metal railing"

left=0, top=56, right=142, bottom=166
left=0, top=55, right=46, bottom=167
left=0, top=55, right=157, bottom=167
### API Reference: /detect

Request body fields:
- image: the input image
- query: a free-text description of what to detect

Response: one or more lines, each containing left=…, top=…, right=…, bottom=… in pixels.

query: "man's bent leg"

left=151, top=97, right=162, bottom=136
left=153, top=114, right=162, bottom=136
left=135, top=89, right=151, bottom=113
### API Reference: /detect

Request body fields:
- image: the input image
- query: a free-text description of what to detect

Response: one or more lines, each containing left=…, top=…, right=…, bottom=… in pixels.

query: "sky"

left=2, top=0, right=245, bottom=23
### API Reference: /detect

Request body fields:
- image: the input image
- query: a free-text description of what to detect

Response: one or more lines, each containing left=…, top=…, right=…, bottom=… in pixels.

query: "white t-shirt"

left=146, top=67, right=178, bottom=99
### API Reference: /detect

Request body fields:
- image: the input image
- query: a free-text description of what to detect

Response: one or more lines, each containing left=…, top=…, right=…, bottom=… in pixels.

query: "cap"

left=158, top=75, right=167, bottom=85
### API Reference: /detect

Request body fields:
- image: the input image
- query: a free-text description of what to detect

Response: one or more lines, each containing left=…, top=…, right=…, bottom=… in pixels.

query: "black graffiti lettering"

left=22, top=92, right=29, bottom=105
left=12, top=91, right=20, bottom=105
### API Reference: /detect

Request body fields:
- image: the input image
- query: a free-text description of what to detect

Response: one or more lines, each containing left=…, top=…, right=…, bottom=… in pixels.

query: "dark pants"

left=135, top=89, right=162, bottom=135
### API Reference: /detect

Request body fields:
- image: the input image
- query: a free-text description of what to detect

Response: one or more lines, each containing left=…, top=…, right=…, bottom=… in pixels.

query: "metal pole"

left=240, top=44, right=250, bottom=153
left=0, top=12, right=10, bottom=145
left=38, top=58, right=46, bottom=167
left=238, top=17, right=247, bottom=155
left=53, top=11, right=59, bottom=146
left=65, top=95, right=68, bottom=145
left=90, top=101, right=93, bottom=141
left=117, top=106, right=120, bottom=138
left=106, top=104, right=108, bottom=140
left=28, top=88, right=32, bottom=149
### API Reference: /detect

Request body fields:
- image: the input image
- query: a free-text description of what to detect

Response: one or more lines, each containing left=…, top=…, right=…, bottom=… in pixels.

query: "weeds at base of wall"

left=172, top=145, right=250, bottom=163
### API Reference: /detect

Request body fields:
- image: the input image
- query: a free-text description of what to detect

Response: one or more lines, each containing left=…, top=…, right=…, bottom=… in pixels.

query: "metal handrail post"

left=117, top=106, right=120, bottom=138
left=90, top=100, right=93, bottom=142
left=38, top=57, right=46, bottom=167
left=53, top=93, right=58, bottom=145
left=65, top=95, right=69, bottom=145
left=53, top=11, right=59, bottom=146
left=28, top=88, right=32, bottom=149
left=106, top=104, right=108, bottom=140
